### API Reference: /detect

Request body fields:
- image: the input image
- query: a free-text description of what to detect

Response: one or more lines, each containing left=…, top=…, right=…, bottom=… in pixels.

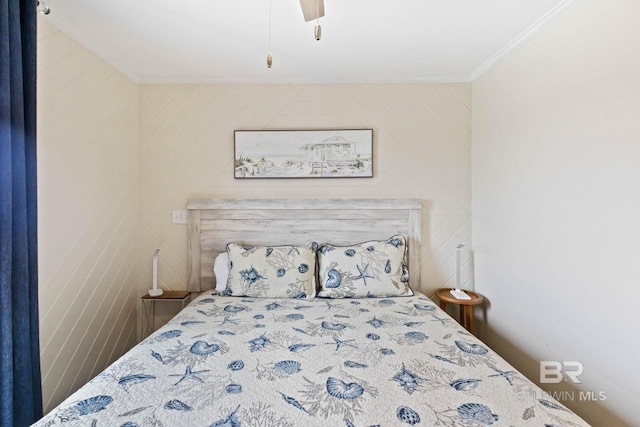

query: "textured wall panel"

left=137, top=83, right=472, bottom=297
left=37, top=18, right=139, bottom=413
left=35, top=20, right=472, bottom=415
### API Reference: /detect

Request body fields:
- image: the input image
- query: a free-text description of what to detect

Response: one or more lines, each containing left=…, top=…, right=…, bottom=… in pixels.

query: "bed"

left=34, top=199, right=589, bottom=426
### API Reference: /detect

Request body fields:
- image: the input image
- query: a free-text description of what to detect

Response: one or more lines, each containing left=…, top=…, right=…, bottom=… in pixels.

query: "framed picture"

left=234, top=129, right=373, bottom=179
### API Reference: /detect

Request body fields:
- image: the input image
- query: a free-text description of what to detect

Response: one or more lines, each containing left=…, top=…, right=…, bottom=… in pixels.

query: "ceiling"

left=42, top=0, right=579, bottom=84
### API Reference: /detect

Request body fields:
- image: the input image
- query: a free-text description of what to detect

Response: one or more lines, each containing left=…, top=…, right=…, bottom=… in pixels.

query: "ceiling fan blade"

left=299, top=0, right=324, bottom=22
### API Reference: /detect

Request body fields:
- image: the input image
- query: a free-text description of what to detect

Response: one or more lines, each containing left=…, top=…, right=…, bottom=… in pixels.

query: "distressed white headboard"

left=187, top=199, right=422, bottom=292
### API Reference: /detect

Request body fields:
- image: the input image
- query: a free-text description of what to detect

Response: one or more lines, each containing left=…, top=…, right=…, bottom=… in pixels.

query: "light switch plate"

left=172, top=210, right=188, bottom=224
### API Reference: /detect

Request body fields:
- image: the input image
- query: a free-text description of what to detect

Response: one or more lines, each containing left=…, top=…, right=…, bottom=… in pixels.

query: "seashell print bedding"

left=34, top=292, right=590, bottom=426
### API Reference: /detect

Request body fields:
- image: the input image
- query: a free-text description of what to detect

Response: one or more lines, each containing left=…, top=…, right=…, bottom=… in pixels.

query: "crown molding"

left=136, top=75, right=471, bottom=85
left=43, top=15, right=141, bottom=83
left=469, top=0, right=582, bottom=81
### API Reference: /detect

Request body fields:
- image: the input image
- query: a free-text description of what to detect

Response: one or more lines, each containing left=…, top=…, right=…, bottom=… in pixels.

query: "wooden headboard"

left=187, top=199, right=422, bottom=292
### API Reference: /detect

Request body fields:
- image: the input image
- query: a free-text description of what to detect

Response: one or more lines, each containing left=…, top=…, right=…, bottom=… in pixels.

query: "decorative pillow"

left=317, top=235, right=412, bottom=298
left=213, top=252, right=229, bottom=292
left=225, top=242, right=318, bottom=298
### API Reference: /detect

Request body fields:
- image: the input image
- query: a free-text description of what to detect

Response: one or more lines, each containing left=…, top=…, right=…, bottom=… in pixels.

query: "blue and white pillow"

left=317, top=235, right=412, bottom=298
left=226, top=242, right=318, bottom=298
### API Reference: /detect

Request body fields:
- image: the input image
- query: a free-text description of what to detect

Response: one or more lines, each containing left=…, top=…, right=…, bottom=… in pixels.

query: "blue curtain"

left=0, top=0, right=43, bottom=425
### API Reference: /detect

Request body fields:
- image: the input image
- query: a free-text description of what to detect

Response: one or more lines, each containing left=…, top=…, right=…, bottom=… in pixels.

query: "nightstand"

left=140, top=290, right=191, bottom=340
left=435, top=288, right=484, bottom=334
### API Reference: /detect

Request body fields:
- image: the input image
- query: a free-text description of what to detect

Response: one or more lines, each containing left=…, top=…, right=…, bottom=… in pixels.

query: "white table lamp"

left=450, top=243, right=471, bottom=300
left=148, top=248, right=163, bottom=297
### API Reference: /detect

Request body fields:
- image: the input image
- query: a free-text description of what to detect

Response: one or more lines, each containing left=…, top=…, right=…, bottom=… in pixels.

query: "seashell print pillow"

left=317, top=234, right=412, bottom=298
left=225, top=242, right=318, bottom=298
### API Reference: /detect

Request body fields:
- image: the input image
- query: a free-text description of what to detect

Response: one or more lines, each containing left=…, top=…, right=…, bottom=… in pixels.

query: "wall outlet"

left=172, top=210, right=188, bottom=224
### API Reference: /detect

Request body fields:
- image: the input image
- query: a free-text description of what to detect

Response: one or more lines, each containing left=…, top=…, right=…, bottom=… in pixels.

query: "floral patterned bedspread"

left=35, top=292, right=590, bottom=426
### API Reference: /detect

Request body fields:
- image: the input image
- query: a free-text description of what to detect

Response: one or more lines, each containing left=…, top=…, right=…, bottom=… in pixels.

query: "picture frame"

left=234, top=129, right=373, bottom=179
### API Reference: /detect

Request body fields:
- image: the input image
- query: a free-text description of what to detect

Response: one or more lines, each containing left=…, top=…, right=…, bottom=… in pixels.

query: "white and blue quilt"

left=35, top=292, right=590, bottom=426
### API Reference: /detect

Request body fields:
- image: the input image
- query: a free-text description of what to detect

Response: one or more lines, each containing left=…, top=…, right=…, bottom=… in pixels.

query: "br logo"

left=539, top=361, right=584, bottom=384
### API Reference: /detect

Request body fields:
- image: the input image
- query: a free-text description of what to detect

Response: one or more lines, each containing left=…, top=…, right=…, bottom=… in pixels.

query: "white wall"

left=137, top=83, right=473, bottom=299
left=37, top=18, right=139, bottom=412
left=473, top=0, right=639, bottom=425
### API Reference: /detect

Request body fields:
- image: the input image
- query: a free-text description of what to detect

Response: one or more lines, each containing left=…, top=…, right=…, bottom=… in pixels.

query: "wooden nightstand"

left=140, top=290, right=191, bottom=340
left=435, top=288, right=484, bottom=334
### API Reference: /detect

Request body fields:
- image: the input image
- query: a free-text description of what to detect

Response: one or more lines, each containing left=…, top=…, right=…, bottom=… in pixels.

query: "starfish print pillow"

left=317, top=235, right=412, bottom=298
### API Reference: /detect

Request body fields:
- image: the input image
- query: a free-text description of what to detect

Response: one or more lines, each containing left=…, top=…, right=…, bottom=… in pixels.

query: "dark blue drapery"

left=1, top=0, right=43, bottom=426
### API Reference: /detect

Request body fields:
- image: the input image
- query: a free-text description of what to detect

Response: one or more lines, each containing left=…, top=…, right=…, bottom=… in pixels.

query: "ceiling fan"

left=299, top=0, right=324, bottom=40
left=268, top=0, right=325, bottom=68
left=299, top=0, right=325, bottom=22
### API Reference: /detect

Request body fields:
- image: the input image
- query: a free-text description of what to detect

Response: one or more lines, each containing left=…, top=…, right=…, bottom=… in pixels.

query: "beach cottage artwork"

left=234, top=129, right=373, bottom=178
